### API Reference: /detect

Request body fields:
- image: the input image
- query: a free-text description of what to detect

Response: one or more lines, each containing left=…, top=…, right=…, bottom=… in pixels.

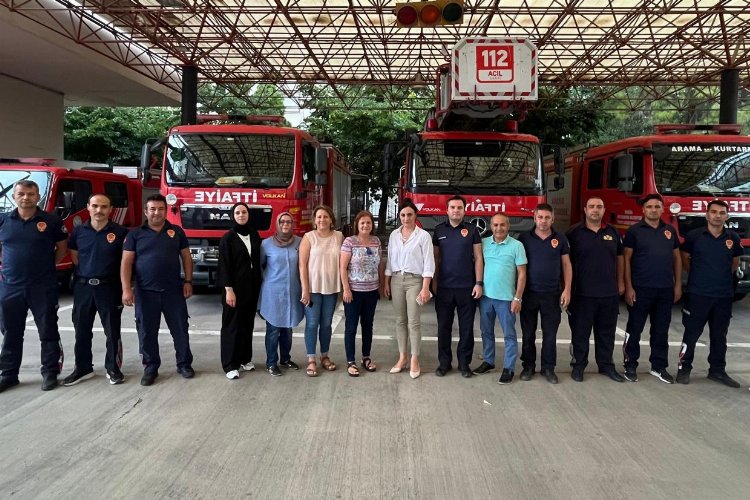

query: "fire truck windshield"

left=654, top=143, right=750, bottom=195
left=165, top=133, right=295, bottom=188
left=410, top=139, right=543, bottom=195
left=0, top=170, right=51, bottom=212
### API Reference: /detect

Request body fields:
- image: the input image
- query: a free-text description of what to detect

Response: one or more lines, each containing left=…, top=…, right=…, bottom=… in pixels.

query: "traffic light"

left=395, top=1, right=464, bottom=28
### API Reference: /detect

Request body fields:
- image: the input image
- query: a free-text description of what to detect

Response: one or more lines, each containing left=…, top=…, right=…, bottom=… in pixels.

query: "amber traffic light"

left=395, top=1, right=464, bottom=28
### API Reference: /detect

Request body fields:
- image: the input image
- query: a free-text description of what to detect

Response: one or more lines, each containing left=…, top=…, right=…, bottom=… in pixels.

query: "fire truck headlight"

left=165, top=194, right=178, bottom=205
left=669, top=202, right=681, bottom=215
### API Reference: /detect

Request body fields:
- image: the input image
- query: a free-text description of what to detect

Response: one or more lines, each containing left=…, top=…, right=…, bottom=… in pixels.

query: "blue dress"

left=259, top=236, right=304, bottom=328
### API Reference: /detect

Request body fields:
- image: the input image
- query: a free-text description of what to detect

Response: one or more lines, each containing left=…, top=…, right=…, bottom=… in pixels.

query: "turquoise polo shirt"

left=482, top=235, right=527, bottom=300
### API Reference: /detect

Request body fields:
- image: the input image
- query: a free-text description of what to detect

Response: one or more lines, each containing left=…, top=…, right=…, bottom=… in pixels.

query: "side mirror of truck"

left=140, top=138, right=164, bottom=185
left=315, top=173, right=328, bottom=186
left=315, top=147, right=328, bottom=174
left=554, top=175, right=565, bottom=189
left=614, top=154, right=634, bottom=192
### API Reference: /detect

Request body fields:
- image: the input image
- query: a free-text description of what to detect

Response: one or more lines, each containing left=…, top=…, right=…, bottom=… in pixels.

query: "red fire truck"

left=0, top=158, right=144, bottom=286
left=394, top=38, right=562, bottom=236
left=140, top=115, right=352, bottom=286
left=545, top=124, right=750, bottom=297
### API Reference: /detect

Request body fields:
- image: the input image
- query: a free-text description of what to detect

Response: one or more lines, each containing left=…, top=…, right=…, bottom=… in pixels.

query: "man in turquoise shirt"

left=474, top=214, right=527, bottom=384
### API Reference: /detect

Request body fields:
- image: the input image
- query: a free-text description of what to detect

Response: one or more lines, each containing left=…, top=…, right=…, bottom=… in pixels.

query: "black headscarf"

left=230, top=202, right=251, bottom=236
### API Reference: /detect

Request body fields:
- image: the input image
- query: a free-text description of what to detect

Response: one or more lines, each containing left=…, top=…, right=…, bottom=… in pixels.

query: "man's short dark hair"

left=446, top=195, right=467, bottom=208
left=639, top=193, right=664, bottom=206
left=88, top=193, right=112, bottom=205
left=14, top=180, right=39, bottom=192
left=535, top=203, right=554, bottom=214
left=707, top=199, right=729, bottom=212
left=145, top=193, right=167, bottom=208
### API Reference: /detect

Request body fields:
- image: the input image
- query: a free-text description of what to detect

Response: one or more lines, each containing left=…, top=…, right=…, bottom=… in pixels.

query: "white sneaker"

left=226, top=370, right=239, bottom=380
left=240, top=362, right=256, bottom=372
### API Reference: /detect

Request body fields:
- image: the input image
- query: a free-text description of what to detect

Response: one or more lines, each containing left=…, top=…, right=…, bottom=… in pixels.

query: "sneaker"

left=649, top=368, right=674, bottom=384
left=41, top=373, right=58, bottom=391
left=541, top=368, right=558, bottom=384
left=267, top=365, right=282, bottom=377
left=62, top=368, right=95, bottom=387
left=226, top=370, right=240, bottom=380
left=240, top=362, right=256, bottom=372
left=520, top=366, right=534, bottom=381
left=497, top=368, right=514, bottom=385
left=140, top=372, right=157, bottom=386
left=106, top=370, right=125, bottom=385
left=0, top=377, right=20, bottom=393
left=675, top=367, right=691, bottom=385
left=280, top=360, right=299, bottom=370
left=707, top=371, right=741, bottom=388
left=623, top=368, right=639, bottom=382
left=472, top=361, right=494, bottom=375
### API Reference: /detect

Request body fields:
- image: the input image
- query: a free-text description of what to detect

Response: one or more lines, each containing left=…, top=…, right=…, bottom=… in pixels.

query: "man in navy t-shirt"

left=622, top=194, right=681, bottom=384
left=0, top=180, right=68, bottom=392
left=121, top=194, right=194, bottom=386
left=518, top=203, right=572, bottom=384
left=677, top=199, right=743, bottom=388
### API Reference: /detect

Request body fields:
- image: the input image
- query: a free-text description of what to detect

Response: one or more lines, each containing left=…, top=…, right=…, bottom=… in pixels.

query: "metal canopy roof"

left=3, top=0, right=749, bottom=110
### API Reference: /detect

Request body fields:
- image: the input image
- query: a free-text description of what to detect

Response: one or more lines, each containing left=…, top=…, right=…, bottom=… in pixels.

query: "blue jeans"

left=479, top=296, right=518, bottom=370
left=265, top=322, right=293, bottom=368
left=304, top=293, right=338, bottom=357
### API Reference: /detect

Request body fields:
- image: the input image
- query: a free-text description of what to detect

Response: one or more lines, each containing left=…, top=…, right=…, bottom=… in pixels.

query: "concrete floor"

left=1, top=293, right=749, bottom=499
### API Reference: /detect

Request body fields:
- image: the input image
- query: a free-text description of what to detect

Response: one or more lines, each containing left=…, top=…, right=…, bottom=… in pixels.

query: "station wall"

left=0, top=74, right=64, bottom=160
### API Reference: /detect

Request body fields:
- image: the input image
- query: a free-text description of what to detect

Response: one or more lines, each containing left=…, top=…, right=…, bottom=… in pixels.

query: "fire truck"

left=0, top=158, right=144, bottom=286
left=545, top=124, right=750, bottom=298
left=140, top=115, right=352, bottom=286
left=393, top=38, right=562, bottom=236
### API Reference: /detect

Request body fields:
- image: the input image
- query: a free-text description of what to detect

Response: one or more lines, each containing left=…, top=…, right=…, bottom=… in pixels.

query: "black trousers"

left=569, top=295, right=619, bottom=371
left=435, top=287, right=476, bottom=369
left=220, top=292, right=258, bottom=373
left=623, top=286, right=673, bottom=371
left=134, top=287, right=192, bottom=375
left=72, top=281, right=123, bottom=373
left=679, top=293, right=732, bottom=372
left=520, top=291, right=561, bottom=370
left=0, top=283, right=62, bottom=379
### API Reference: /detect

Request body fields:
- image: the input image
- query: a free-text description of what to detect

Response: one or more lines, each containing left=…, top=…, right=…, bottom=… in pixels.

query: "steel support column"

left=719, top=68, right=739, bottom=125
left=181, top=65, right=198, bottom=125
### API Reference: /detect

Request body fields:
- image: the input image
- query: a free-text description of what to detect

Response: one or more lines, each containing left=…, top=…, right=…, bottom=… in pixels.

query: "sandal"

left=320, top=356, right=337, bottom=371
left=361, top=357, right=377, bottom=372
left=347, top=362, right=360, bottom=377
left=306, top=360, right=318, bottom=377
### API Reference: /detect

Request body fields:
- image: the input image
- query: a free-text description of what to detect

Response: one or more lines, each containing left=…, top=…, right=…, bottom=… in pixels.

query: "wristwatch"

left=475, top=281, right=484, bottom=286
left=513, top=297, right=522, bottom=303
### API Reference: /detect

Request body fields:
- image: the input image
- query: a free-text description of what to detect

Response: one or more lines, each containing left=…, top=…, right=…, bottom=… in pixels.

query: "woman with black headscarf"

left=217, top=202, right=262, bottom=380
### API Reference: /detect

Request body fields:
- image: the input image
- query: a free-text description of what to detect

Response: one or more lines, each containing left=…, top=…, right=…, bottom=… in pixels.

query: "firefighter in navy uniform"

left=0, top=180, right=68, bottom=392
left=121, top=194, right=194, bottom=386
left=676, top=199, right=743, bottom=387
left=62, top=194, right=128, bottom=386
left=566, top=196, right=626, bottom=383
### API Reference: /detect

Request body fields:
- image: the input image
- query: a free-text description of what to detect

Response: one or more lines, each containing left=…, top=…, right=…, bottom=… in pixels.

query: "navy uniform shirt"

left=518, top=228, right=570, bottom=293
left=69, top=220, right=128, bottom=279
left=682, top=227, right=743, bottom=298
left=0, top=208, right=67, bottom=287
left=566, top=222, right=623, bottom=297
left=623, top=219, right=679, bottom=289
left=123, top=220, right=189, bottom=291
left=432, top=220, right=482, bottom=289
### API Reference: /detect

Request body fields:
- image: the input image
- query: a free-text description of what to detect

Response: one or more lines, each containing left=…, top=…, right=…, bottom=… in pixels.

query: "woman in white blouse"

left=383, top=198, right=435, bottom=379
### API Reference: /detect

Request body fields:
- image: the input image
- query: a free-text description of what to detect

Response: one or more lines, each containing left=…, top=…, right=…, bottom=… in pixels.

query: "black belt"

left=77, top=277, right=116, bottom=286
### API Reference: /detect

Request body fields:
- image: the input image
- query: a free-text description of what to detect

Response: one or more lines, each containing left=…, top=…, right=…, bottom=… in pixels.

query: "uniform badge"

left=106, top=232, right=117, bottom=243
left=551, top=238, right=559, bottom=249
left=603, top=234, right=613, bottom=241
left=460, top=228, right=468, bottom=237
left=167, top=229, right=176, bottom=238
left=664, top=230, right=672, bottom=239
left=726, top=239, right=734, bottom=249
left=37, top=221, right=47, bottom=232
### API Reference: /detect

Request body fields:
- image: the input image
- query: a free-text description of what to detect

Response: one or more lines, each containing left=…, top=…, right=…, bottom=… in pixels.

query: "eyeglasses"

left=279, top=220, right=293, bottom=225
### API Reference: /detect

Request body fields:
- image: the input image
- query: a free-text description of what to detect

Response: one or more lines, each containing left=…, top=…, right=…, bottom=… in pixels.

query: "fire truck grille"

left=180, top=206, right=273, bottom=231
left=677, top=214, right=749, bottom=239
left=417, top=215, right=534, bottom=237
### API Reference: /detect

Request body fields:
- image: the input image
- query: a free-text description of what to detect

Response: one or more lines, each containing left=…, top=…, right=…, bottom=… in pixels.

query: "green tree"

left=199, top=83, right=287, bottom=119
left=64, top=107, right=178, bottom=164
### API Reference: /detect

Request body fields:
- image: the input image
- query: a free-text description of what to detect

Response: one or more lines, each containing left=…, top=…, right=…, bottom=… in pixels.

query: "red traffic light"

left=396, top=4, right=418, bottom=27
